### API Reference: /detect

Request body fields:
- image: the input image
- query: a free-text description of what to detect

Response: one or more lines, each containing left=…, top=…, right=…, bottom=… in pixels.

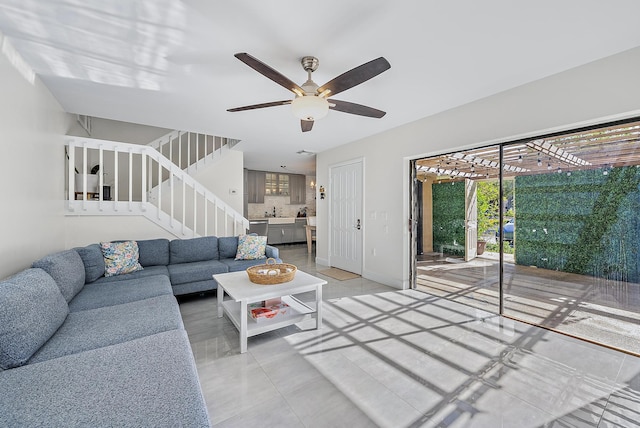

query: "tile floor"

left=178, top=244, right=640, bottom=427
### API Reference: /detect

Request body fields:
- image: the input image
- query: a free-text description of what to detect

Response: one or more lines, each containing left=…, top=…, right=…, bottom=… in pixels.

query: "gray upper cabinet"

left=265, top=172, right=290, bottom=196
left=289, top=174, right=306, bottom=204
left=247, top=170, right=265, bottom=203
left=247, top=170, right=305, bottom=204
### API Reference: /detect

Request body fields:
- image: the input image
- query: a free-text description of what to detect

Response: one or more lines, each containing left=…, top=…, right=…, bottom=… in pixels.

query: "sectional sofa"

left=0, top=235, right=279, bottom=427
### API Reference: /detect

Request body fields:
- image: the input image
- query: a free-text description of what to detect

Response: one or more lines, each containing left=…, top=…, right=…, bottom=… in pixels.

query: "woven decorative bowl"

left=246, top=258, right=297, bottom=285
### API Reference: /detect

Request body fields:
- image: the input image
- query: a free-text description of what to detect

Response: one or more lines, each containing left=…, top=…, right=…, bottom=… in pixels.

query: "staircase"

left=67, top=135, right=248, bottom=238
left=147, top=130, right=239, bottom=176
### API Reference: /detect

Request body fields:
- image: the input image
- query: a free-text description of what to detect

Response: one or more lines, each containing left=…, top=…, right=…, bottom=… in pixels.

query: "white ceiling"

left=1, top=1, right=640, bottom=175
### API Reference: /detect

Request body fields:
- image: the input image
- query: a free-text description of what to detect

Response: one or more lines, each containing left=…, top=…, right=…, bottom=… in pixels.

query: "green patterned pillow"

left=235, top=235, right=267, bottom=260
left=100, top=241, right=143, bottom=277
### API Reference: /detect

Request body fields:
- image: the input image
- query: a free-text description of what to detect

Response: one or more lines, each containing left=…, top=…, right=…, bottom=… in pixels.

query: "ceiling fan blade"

left=301, top=120, right=314, bottom=132
left=318, top=57, right=390, bottom=97
left=234, top=53, right=304, bottom=95
left=227, top=100, right=292, bottom=112
left=329, top=99, right=386, bottom=118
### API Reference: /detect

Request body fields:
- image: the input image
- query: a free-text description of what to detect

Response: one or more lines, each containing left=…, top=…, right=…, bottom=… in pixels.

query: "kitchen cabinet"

left=247, top=170, right=306, bottom=204
left=267, top=223, right=295, bottom=244
left=266, top=218, right=309, bottom=245
left=294, top=218, right=307, bottom=242
left=265, top=172, right=290, bottom=196
left=289, top=174, right=306, bottom=204
left=247, top=170, right=265, bottom=203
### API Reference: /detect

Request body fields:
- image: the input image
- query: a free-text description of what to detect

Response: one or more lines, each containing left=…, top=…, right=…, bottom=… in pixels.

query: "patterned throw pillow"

left=100, top=241, right=143, bottom=277
left=235, top=235, right=267, bottom=260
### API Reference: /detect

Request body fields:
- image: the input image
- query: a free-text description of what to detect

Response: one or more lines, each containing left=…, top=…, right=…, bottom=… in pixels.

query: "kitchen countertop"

left=249, top=217, right=309, bottom=224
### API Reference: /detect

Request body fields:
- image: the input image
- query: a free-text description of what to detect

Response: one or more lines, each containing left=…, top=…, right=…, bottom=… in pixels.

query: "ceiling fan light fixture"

left=291, top=95, right=329, bottom=121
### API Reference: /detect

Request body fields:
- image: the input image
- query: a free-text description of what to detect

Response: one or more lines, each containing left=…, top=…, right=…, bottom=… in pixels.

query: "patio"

left=416, top=251, right=640, bottom=355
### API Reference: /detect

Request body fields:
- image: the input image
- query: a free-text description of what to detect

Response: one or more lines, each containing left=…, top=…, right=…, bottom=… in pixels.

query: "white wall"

left=0, top=43, right=244, bottom=279
left=192, top=149, right=244, bottom=214
left=317, top=46, right=640, bottom=289
left=63, top=216, right=176, bottom=248
left=0, top=38, right=70, bottom=279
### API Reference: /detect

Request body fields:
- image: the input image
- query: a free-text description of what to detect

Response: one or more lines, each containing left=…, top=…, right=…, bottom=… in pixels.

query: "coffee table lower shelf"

left=215, top=270, right=325, bottom=353
left=221, top=295, right=315, bottom=337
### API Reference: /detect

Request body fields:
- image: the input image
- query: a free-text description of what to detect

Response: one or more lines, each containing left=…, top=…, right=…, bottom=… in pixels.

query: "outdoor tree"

left=477, top=181, right=500, bottom=238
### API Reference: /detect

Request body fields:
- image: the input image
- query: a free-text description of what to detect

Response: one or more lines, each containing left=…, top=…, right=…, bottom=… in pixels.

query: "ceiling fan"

left=227, top=53, right=391, bottom=132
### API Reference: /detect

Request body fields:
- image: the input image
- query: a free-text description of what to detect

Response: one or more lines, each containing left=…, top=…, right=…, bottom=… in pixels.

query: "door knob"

left=356, top=219, right=361, bottom=230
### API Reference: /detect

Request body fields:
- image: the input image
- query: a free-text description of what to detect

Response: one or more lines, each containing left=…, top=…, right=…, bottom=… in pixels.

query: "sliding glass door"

left=501, top=121, right=640, bottom=354
left=412, top=118, right=640, bottom=355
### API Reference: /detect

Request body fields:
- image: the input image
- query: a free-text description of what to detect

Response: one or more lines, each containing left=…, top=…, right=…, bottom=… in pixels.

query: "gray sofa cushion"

left=218, top=236, right=239, bottom=259
left=74, top=244, right=105, bottom=283
left=167, top=260, right=228, bottom=285
left=136, top=238, right=170, bottom=267
left=265, top=245, right=280, bottom=260
left=172, top=279, right=219, bottom=296
left=91, top=265, right=169, bottom=284
left=32, top=250, right=85, bottom=302
left=221, top=258, right=274, bottom=273
left=170, top=236, right=219, bottom=264
left=0, top=330, right=210, bottom=427
left=29, top=295, right=183, bottom=364
left=68, top=274, right=173, bottom=312
left=0, top=268, right=69, bottom=370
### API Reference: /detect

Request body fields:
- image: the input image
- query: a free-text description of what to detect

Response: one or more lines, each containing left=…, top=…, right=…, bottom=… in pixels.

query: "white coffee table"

left=214, top=270, right=326, bottom=353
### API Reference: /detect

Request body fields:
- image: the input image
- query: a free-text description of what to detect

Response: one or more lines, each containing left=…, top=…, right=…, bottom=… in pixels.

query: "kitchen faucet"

left=273, top=206, right=276, bottom=217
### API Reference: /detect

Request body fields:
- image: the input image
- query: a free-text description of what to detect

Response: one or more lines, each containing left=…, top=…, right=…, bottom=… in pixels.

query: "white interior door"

left=330, top=161, right=363, bottom=274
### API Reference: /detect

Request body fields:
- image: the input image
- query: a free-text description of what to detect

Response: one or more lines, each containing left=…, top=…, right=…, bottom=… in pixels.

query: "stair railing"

left=67, top=137, right=248, bottom=238
left=147, top=130, right=240, bottom=174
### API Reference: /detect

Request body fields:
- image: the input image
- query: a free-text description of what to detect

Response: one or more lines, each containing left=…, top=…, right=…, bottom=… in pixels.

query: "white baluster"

left=157, top=155, right=162, bottom=220
left=114, top=147, right=119, bottom=209
left=182, top=178, right=186, bottom=235
left=204, top=198, right=208, bottom=236
left=128, top=148, right=133, bottom=211
left=82, top=144, right=88, bottom=210
left=193, top=189, right=197, bottom=237
left=195, top=133, right=199, bottom=169
left=178, top=133, right=182, bottom=170
left=187, top=132, right=191, bottom=171
left=99, top=146, right=104, bottom=210
left=170, top=168, right=175, bottom=228
left=141, top=152, right=147, bottom=210
left=169, top=136, right=173, bottom=166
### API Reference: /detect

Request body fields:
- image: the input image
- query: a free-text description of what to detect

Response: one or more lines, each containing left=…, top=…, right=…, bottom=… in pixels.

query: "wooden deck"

left=416, top=252, right=640, bottom=354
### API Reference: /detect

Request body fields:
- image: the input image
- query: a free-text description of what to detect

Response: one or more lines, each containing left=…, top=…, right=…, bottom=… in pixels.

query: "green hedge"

left=432, top=181, right=465, bottom=255
left=515, top=166, right=640, bottom=282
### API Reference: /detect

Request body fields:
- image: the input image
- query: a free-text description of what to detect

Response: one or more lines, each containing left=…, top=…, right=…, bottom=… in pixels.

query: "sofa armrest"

left=265, top=245, right=279, bottom=260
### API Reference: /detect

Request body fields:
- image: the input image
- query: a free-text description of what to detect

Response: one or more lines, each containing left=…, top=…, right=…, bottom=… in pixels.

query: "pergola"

left=416, top=121, right=640, bottom=181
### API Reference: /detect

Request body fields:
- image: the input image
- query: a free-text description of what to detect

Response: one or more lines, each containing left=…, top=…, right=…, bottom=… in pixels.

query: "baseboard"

left=315, top=257, right=329, bottom=266
left=361, top=269, right=404, bottom=289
